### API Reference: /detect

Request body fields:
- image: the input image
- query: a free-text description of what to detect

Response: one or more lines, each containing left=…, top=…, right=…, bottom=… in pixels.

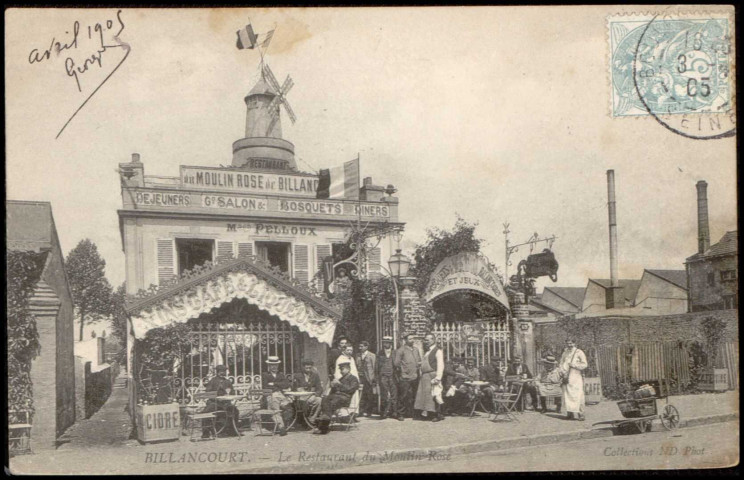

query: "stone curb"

left=233, top=412, right=739, bottom=474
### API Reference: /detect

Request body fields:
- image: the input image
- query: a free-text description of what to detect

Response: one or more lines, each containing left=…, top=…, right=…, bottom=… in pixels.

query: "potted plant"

left=134, top=323, right=192, bottom=443
left=697, top=316, right=729, bottom=392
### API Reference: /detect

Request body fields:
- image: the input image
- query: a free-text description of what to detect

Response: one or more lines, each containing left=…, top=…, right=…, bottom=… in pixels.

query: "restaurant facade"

left=119, top=67, right=404, bottom=413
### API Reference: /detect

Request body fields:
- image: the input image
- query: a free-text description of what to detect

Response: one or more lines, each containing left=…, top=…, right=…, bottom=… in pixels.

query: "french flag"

left=236, top=24, right=258, bottom=50
left=317, top=158, right=360, bottom=200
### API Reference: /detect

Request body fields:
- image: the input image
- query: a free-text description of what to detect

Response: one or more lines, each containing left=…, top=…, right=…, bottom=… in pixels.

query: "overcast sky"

left=6, top=7, right=737, bottom=292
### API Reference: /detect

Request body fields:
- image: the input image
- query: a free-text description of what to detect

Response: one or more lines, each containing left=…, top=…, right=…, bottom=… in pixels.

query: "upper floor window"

left=707, top=272, right=716, bottom=287
left=176, top=238, right=214, bottom=275
left=720, top=270, right=738, bottom=282
left=256, top=241, right=290, bottom=273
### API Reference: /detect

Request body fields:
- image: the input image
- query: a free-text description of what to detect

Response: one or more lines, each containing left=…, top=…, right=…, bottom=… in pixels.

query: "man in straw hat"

left=534, top=354, right=563, bottom=413
left=314, top=361, right=359, bottom=434
left=376, top=336, right=397, bottom=419
left=262, top=356, right=292, bottom=436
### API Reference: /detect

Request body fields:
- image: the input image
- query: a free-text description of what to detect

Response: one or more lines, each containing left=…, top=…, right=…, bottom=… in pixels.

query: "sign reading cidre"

left=181, top=166, right=319, bottom=197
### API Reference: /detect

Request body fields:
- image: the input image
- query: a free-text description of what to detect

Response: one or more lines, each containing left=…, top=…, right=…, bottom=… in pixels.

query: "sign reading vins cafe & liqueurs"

left=181, top=166, right=319, bottom=197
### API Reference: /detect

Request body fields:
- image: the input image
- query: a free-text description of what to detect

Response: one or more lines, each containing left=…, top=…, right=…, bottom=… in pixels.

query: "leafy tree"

left=110, top=283, right=129, bottom=346
left=409, top=215, right=503, bottom=320
left=65, top=239, right=114, bottom=341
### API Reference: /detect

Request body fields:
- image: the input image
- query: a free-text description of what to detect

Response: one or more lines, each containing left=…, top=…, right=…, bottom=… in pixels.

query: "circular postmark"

left=632, top=13, right=735, bottom=139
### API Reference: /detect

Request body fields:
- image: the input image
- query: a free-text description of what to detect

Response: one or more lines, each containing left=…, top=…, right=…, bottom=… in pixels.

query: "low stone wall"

left=535, top=309, right=739, bottom=351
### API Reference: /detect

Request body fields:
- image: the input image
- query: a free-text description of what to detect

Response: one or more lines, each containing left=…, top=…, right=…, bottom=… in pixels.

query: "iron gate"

left=172, top=318, right=298, bottom=404
left=433, top=319, right=511, bottom=367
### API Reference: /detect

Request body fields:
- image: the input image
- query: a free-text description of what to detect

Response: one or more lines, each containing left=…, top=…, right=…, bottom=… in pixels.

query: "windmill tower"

left=233, top=35, right=298, bottom=170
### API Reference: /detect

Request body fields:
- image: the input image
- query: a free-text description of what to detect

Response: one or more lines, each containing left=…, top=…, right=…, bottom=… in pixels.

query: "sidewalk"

left=56, top=372, right=134, bottom=449
left=10, top=389, right=738, bottom=475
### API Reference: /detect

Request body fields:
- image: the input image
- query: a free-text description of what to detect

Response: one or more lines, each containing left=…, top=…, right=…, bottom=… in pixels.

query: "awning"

left=126, top=257, right=341, bottom=345
left=424, top=252, right=510, bottom=313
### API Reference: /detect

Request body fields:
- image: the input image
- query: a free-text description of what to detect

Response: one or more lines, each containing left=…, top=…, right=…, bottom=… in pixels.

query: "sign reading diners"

left=130, top=271, right=336, bottom=345
left=181, top=166, right=319, bottom=197
left=424, top=252, right=510, bottom=312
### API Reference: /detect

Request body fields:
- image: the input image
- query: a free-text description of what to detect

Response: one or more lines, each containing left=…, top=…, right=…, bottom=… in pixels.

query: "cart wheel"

left=635, top=419, right=649, bottom=433
left=660, top=405, right=680, bottom=431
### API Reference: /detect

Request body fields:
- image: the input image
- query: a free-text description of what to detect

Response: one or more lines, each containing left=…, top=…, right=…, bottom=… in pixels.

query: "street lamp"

left=388, top=249, right=411, bottom=278
left=387, top=249, right=411, bottom=347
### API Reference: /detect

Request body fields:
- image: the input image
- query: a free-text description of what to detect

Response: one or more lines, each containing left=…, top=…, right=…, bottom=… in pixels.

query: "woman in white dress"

left=559, top=338, right=588, bottom=421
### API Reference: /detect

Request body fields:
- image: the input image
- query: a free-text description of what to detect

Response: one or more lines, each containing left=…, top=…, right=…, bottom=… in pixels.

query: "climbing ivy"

left=7, top=250, right=47, bottom=419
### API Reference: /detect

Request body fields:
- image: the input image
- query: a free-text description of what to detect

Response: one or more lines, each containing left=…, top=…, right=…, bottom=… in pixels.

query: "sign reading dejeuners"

left=181, top=166, right=319, bottom=197
left=130, top=271, right=337, bottom=345
left=424, top=252, right=510, bottom=312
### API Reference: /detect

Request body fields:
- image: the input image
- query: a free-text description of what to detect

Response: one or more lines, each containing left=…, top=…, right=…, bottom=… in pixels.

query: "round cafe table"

left=284, top=391, right=314, bottom=430
left=215, top=395, right=246, bottom=437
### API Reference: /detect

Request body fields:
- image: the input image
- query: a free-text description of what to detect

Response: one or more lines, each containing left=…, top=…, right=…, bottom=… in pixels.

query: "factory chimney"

left=605, top=170, right=624, bottom=309
left=696, top=180, right=710, bottom=254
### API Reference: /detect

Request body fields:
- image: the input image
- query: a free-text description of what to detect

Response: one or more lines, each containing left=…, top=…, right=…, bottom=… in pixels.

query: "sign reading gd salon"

left=130, top=271, right=337, bottom=345
left=424, top=252, right=510, bottom=312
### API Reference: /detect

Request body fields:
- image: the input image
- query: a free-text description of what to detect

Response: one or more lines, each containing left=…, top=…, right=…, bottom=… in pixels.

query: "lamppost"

left=387, top=248, right=412, bottom=347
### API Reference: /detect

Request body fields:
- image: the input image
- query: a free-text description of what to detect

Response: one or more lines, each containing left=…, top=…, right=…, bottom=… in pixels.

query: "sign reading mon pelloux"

left=181, top=166, right=319, bottom=197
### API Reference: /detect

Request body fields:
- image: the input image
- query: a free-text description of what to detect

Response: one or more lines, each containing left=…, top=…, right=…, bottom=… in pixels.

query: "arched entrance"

left=424, top=252, right=511, bottom=367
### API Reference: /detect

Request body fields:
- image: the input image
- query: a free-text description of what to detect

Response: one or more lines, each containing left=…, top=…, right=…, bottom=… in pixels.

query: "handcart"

left=592, top=379, right=680, bottom=434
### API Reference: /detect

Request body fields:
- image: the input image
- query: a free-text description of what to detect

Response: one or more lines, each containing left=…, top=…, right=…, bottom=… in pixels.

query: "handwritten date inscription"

left=27, top=10, right=131, bottom=139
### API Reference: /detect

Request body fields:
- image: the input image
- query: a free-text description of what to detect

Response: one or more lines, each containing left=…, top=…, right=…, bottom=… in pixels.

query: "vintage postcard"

left=6, top=6, right=737, bottom=474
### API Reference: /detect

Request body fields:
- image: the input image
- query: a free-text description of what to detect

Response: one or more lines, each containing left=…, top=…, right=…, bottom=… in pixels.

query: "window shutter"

left=368, top=247, right=382, bottom=280
left=293, top=244, right=309, bottom=284
left=216, top=241, right=235, bottom=264
left=237, top=241, right=254, bottom=259
left=316, top=244, right=332, bottom=280
left=157, top=239, right=176, bottom=284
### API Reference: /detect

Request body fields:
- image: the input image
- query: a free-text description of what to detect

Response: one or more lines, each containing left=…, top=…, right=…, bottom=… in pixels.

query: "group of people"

left=201, top=335, right=588, bottom=438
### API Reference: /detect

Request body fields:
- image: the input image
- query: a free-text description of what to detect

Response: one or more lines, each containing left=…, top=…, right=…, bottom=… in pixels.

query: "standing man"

left=560, top=338, right=588, bottom=421
left=261, top=356, right=292, bottom=436
left=394, top=333, right=421, bottom=421
left=376, top=336, right=397, bottom=419
left=414, top=333, right=445, bottom=422
left=314, top=362, right=359, bottom=435
left=356, top=340, right=377, bottom=417
left=506, top=355, right=537, bottom=411
left=328, top=337, right=349, bottom=376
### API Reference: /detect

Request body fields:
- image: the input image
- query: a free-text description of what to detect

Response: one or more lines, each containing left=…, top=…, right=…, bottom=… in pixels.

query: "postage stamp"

left=608, top=12, right=735, bottom=138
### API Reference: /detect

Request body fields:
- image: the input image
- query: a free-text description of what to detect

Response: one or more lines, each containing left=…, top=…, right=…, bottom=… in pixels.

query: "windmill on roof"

left=233, top=22, right=298, bottom=170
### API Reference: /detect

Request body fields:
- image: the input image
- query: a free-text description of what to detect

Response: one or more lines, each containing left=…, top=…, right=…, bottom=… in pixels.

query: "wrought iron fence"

left=432, top=320, right=511, bottom=368
left=172, top=318, right=298, bottom=404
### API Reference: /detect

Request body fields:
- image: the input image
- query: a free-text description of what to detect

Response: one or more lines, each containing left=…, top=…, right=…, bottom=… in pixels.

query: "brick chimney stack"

left=696, top=180, right=710, bottom=254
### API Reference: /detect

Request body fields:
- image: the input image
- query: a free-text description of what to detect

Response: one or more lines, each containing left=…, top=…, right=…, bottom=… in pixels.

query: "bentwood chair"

left=491, top=382, right=523, bottom=423
left=330, top=390, right=360, bottom=432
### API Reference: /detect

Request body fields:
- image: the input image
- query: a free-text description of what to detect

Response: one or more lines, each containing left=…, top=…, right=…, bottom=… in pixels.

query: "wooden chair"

left=251, top=389, right=286, bottom=436
left=330, top=391, right=360, bottom=432
left=182, top=391, right=222, bottom=441
left=491, top=382, right=523, bottom=423
left=8, top=410, right=32, bottom=456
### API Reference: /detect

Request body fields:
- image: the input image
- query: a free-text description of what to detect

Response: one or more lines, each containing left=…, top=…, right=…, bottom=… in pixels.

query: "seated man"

left=479, top=356, right=505, bottom=410
left=534, top=355, right=563, bottom=413
left=291, top=359, right=323, bottom=426
left=453, top=357, right=480, bottom=415
left=314, top=361, right=359, bottom=435
left=261, top=356, right=292, bottom=436
left=506, top=355, right=538, bottom=411
left=201, top=365, right=238, bottom=438
left=441, top=357, right=465, bottom=416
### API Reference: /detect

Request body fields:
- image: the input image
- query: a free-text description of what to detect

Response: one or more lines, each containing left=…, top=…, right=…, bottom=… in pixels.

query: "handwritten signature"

left=28, top=10, right=131, bottom=139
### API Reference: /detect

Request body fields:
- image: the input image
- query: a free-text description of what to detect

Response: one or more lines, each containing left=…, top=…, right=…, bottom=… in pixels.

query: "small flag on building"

left=317, top=158, right=360, bottom=200
left=236, top=24, right=258, bottom=49
left=259, top=29, right=275, bottom=49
